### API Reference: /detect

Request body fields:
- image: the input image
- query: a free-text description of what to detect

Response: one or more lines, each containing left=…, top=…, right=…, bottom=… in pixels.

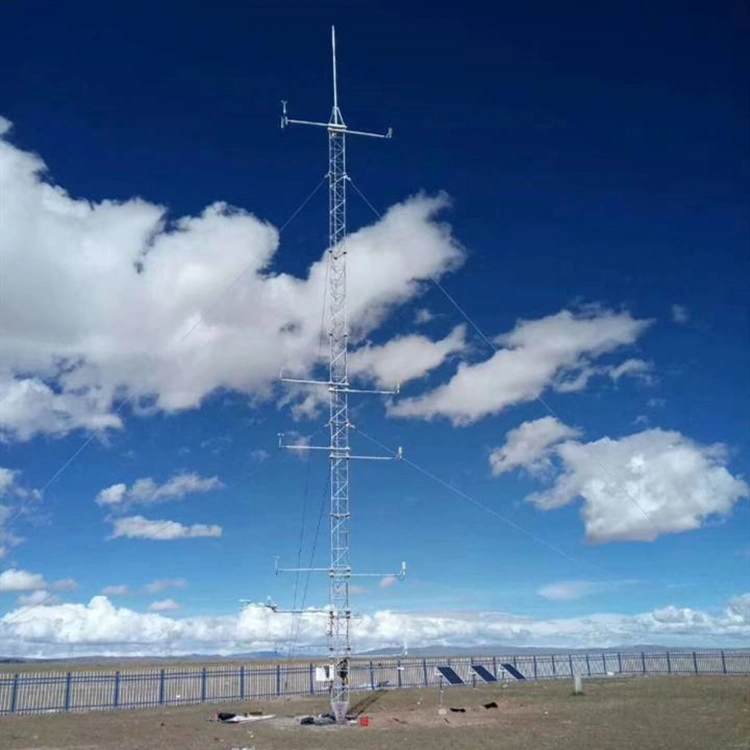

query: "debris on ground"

left=300, top=712, right=336, bottom=726
left=483, top=701, right=499, bottom=709
left=449, top=707, right=466, bottom=713
left=216, top=711, right=275, bottom=723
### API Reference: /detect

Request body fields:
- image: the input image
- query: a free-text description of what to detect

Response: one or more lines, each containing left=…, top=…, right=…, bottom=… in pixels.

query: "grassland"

left=1, top=675, right=748, bottom=750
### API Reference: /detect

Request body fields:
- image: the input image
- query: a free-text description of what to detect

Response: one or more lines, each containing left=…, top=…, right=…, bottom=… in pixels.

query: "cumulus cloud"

left=0, top=568, right=47, bottom=592
left=0, top=594, right=747, bottom=657
left=671, top=304, right=690, bottom=324
left=0, top=467, right=41, bottom=558
left=110, top=516, right=222, bottom=541
left=95, top=473, right=222, bottom=508
left=17, top=590, right=59, bottom=607
left=489, top=417, right=581, bottom=476
left=0, top=121, right=464, bottom=442
left=349, top=325, right=466, bottom=387
left=525, top=429, right=749, bottom=543
left=391, top=308, right=651, bottom=425
left=148, top=599, right=181, bottom=612
left=142, top=578, right=188, bottom=594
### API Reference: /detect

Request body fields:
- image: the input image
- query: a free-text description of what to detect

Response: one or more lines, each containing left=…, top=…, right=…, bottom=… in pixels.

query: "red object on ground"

left=359, top=716, right=370, bottom=727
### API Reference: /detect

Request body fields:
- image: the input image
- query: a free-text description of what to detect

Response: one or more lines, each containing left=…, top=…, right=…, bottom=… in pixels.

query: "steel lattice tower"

left=276, top=27, right=402, bottom=722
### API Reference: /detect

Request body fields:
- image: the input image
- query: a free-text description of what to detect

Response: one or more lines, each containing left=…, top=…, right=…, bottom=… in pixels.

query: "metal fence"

left=1, top=650, right=748, bottom=715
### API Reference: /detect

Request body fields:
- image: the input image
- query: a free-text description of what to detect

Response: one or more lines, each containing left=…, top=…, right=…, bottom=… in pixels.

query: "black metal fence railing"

left=0, top=650, right=748, bottom=715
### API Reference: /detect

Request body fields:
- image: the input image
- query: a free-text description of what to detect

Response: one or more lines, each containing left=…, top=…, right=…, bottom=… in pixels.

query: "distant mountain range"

left=1, top=644, right=745, bottom=665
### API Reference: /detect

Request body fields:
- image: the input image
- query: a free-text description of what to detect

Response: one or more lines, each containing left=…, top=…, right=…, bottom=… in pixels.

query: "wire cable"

left=348, top=177, right=661, bottom=536
left=0, top=175, right=328, bottom=534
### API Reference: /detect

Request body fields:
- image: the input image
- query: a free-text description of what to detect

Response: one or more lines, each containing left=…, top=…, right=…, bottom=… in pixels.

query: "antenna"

left=274, top=27, right=401, bottom=724
left=331, top=26, right=338, bottom=114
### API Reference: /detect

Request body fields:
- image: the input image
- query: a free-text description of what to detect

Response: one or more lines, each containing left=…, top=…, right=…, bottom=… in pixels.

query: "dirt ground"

left=1, top=675, right=748, bottom=750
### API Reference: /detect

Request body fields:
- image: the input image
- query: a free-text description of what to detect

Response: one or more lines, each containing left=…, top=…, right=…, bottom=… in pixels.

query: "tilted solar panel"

left=470, top=664, right=498, bottom=682
left=436, top=666, right=464, bottom=685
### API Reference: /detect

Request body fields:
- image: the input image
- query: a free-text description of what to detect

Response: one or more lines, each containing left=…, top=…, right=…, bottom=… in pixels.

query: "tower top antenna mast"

left=331, top=26, right=340, bottom=119
left=275, top=26, right=401, bottom=724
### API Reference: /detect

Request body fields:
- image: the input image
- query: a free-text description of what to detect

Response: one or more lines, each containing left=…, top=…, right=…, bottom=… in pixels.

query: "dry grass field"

left=0, top=675, right=748, bottom=750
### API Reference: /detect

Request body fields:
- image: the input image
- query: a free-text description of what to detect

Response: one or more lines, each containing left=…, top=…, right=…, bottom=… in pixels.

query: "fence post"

left=693, top=652, right=698, bottom=674
left=423, top=659, right=429, bottom=686
left=586, top=654, right=591, bottom=676
left=113, top=671, right=121, bottom=708
left=64, top=672, right=73, bottom=712
left=239, top=666, right=245, bottom=699
left=309, top=663, right=314, bottom=695
left=492, top=656, right=497, bottom=679
left=159, top=669, right=165, bottom=705
left=276, top=664, right=281, bottom=697
left=617, top=652, right=622, bottom=674
left=10, top=674, right=19, bottom=714
left=568, top=654, right=574, bottom=676
left=552, top=655, right=556, bottom=677
left=666, top=652, right=671, bottom=675
left=641, top=652, right=646, bottom=674
left=721, top=650, right=727, bottom=674
left=370, top=661, right=375, bottom=690
left=533, top=655, right=537, bottom=679
left=602, top=654, right=606, bottom=674
left=397, top=660, right=402, bottom=689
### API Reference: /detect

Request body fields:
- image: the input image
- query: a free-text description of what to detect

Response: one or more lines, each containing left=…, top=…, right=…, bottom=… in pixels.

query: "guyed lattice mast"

left=276, top=27, right=404, bottom=722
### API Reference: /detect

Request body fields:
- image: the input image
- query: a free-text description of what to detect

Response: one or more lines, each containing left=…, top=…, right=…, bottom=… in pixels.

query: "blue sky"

left=0, top=1, right=748, bottom=656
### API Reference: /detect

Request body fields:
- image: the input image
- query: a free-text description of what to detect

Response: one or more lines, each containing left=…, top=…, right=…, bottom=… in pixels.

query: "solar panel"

left=470, top=664, right=498, bottom=683
left=436, top=666, right=464, bottom=685
left=501, top=663, right=526, bottom=680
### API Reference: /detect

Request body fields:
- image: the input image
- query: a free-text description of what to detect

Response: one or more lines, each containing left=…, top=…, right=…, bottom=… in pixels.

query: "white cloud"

left=0, top=503, right=23, bottom=559
left=0, top=467, right=18, bottom=495
left=142, top=578, right=188, bottom=594
left=250, top=449, right=270, bottom=462
left=414, top=308, right=435, bottom=325
left=349, top=325, right=466, bottom=387
left=0, top=122, right=464, bottom=442
left=0, top=467, right=40, bottom=558
left=350, top=585, right=368, bottom=595
left=526, top=429, right=749, bottom=543
left=391, top=308, right=651, bottom=425
left=727, top=594, right=750, bottom=621
left=102, top=585, right=131, bottom=596
left=18, top=590, right=59, bottom=607
left=96, top=484, right=127, bottom=506
left=0, top=568, right=47, bottom=592
left=110, top=515, right=222, bottom=541
left=96, top=473, right=222, bottom=508
left=148, top=599, right=181, bottom=612
left=538, top=580, right=634, bottom=601
left=608, top=358, right=653, bottom=384
left=0, top=594, right=747, bottom=657
left=671, top=304, right=690, bottom=324
left=648, top=398, right=666, bottom=408
left=489, top=417, right=582, bottom=476
left=379, top=575, right=399, bottom=589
